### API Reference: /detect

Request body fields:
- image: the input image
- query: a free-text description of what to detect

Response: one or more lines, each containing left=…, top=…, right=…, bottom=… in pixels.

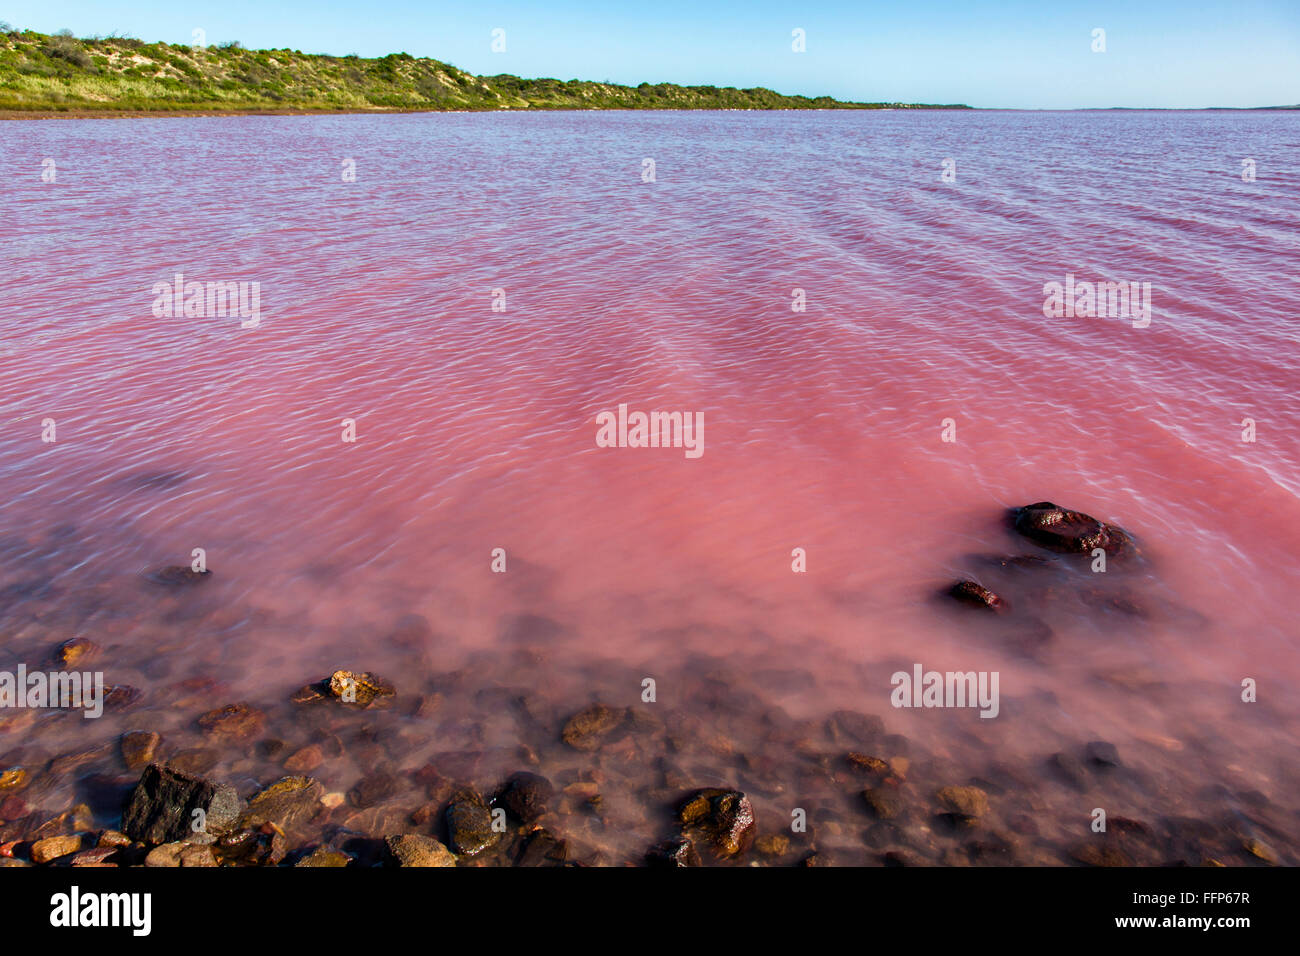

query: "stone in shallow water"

left=645, top=837, right=701, bottom=867
left=1010, top=502, right=1135, bottom=557
left=326, top=670, right=395, bottom=707
left=676, top=788, right=757, bottom=860
left=53, top=638, right=99, bottom=667
left=824, top=710, right=885, bottom=747
left=121, top=731, right=162, bottom=771
left=935, top=785, right=989, bottom=821
left=386, top=833, right=457, bottom=867
left=561, top=703, right=626, bottom=751
left=861, top=788, right=905, bottom=820
left=295, top=846, right=352, bottom=867
left=240, top=776, right=325, bottom=834
left=443, top=788, right=500, bottom=857
left=492, top=771, right=554, bottom=823
left=197, top=703, right=266, bottom=742
left=1085, top=740, right=1121, bottom=768
left=122, top=764, right=241, bottom=845
left=947, top=580, right=1008, bottom=612
left=146, top=566, right=212, bottom=587
left=515, top=828, right=568, bottom=867
left=30, top=834, right=81, bottom=864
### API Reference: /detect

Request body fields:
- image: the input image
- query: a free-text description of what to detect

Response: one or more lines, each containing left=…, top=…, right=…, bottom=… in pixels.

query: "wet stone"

left=166, top=748, right=219, bottom=776
left=824, top=710, right=885, bottom=747
left=492, top=771, right=554, bottom=824
left=295, top=846, right=352, bottom=867
left=213, top=826, right=287, bottom=866
left=53, top=638, right=99, bottom=668
left=645, top=837, right=701, bottom=867
left=0, top=768, right=28, bottom=793
left=861, top=788, right=905, bottom=820
left=844, top=753, right=891, bottom=777
left=349, top=772, right=400, bottom=809
left=197, top=703, right=266, bottom=743
left=935, top=786, right=989, bottom=822
left=515, top=827, right=568, bottom=867
left=327, top=670, right=396, bottom=708
left=444, top=788, right=500, bottom=857
left=1011, top=501, right=1135, bottom=558
left=146, top=566, right=212, bottom=587
left=948, top=580, right=1008, bottom=613
left=386, top=833, right=457, bottom=867
left=241, top=776, right=325, bottom=834
left=676, top=788, right=757, bottom=860
left=1069, top=842, right=1133, bottom=867
left=1085, top=741, right=1121, bottom=768
left=31, top=834, right=82, bottom=864
left=284, top=745, right=324, bottom=774
left=122, top=764, right=242, bottom=845
left=121, top=731, right=161, bottom=772
left=561, top=703, right=626, bottom=751
left=1049, top=752, right=1090, bottom=790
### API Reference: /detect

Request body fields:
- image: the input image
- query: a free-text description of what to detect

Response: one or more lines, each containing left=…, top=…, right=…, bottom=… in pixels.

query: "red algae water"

left=0, top=110, right=1297, bottom=865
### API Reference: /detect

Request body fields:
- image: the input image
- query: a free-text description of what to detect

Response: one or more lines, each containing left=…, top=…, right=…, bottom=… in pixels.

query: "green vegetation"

left=0, top=26, right=971, bottom=113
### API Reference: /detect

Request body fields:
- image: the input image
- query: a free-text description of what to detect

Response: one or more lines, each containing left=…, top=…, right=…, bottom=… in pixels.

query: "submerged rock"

left=240, top=776, right=325, bottom=835
left=146, top=566, right=212, bottom=587
left=121, top=764, right=241, bottom=845
left=948, top=580, right=1008, bottom=612
left=1010, top=502, right=1135, bottom=558
left=30, top=834, right=81, bottom=864
left=386, top=833, right=457, bottom=867
left=676, top=788, right=757, bottom=860
left=561, top=703, right=626, bottom=751
left=197, top=703, right=266, bottom=742
left=121, top=731, right=162, bottom=772
left=444, top=788, right=500, bottom=857
left=935, top=786, right=989, bottom=824
left=53, top=638, right=99, bottom=668
left=515, top=828, right=568, bottom=867
left=493, top=772, right=554, bottom=824
left=645, top=837, right=702, bottom=867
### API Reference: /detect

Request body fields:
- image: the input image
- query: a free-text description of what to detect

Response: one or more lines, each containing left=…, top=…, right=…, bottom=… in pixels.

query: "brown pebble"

left=31, top=834, right=82, bottom=864
left=284, top=745, right=324, bottom=773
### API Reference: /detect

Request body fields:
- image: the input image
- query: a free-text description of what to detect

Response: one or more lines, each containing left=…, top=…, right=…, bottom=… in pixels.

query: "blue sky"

left=5, top=1, right=1298, bottom=109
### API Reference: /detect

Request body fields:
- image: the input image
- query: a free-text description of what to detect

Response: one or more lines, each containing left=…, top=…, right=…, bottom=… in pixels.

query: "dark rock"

left=1068, top=841, right=1133, bottom=867
left=213, top=825, right=286, bottom=866
left=121, top=764, right=241, bottom=845
left=1010, top=502, right=1135, bottom=558
left=676, top=788, right=757, bottom=860
left=385, top=833, right=456, bottom=867
left=443, top=788, right=500, bottom=857
left=493, top=772, right=554, bottom=824
left=1085, top=741, right=1121, bottom=768
left=515, top=828, right=568, bottom=867
left=948, top=580, right=1008, bottom=612
left=146, top=566, right=211, bottom=587
left=349, top=772, right=400, bottom=809
left=561, top=703, right=626, bottom=751
left=165, top=748, right=218, bottom=776
left=645, top=837, right=701, bottom=867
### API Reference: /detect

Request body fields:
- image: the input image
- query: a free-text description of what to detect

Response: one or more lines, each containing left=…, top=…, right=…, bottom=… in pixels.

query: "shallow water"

left=1, top=110, right=1298, bottom=865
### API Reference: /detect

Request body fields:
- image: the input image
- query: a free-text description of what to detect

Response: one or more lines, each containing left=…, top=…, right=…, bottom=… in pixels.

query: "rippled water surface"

left=1, top=110, right=1298, bottom=865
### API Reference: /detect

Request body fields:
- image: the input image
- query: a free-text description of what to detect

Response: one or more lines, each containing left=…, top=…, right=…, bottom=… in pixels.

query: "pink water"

left=1, top=110, right=1298, bottom=865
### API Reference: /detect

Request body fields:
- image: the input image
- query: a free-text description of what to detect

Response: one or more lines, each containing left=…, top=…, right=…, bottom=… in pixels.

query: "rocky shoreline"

left=0, top=502, right=1292, bottom=867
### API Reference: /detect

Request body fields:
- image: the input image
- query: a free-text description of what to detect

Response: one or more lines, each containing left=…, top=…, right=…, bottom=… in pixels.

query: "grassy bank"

left=0, top=27, right=972, bottom=114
